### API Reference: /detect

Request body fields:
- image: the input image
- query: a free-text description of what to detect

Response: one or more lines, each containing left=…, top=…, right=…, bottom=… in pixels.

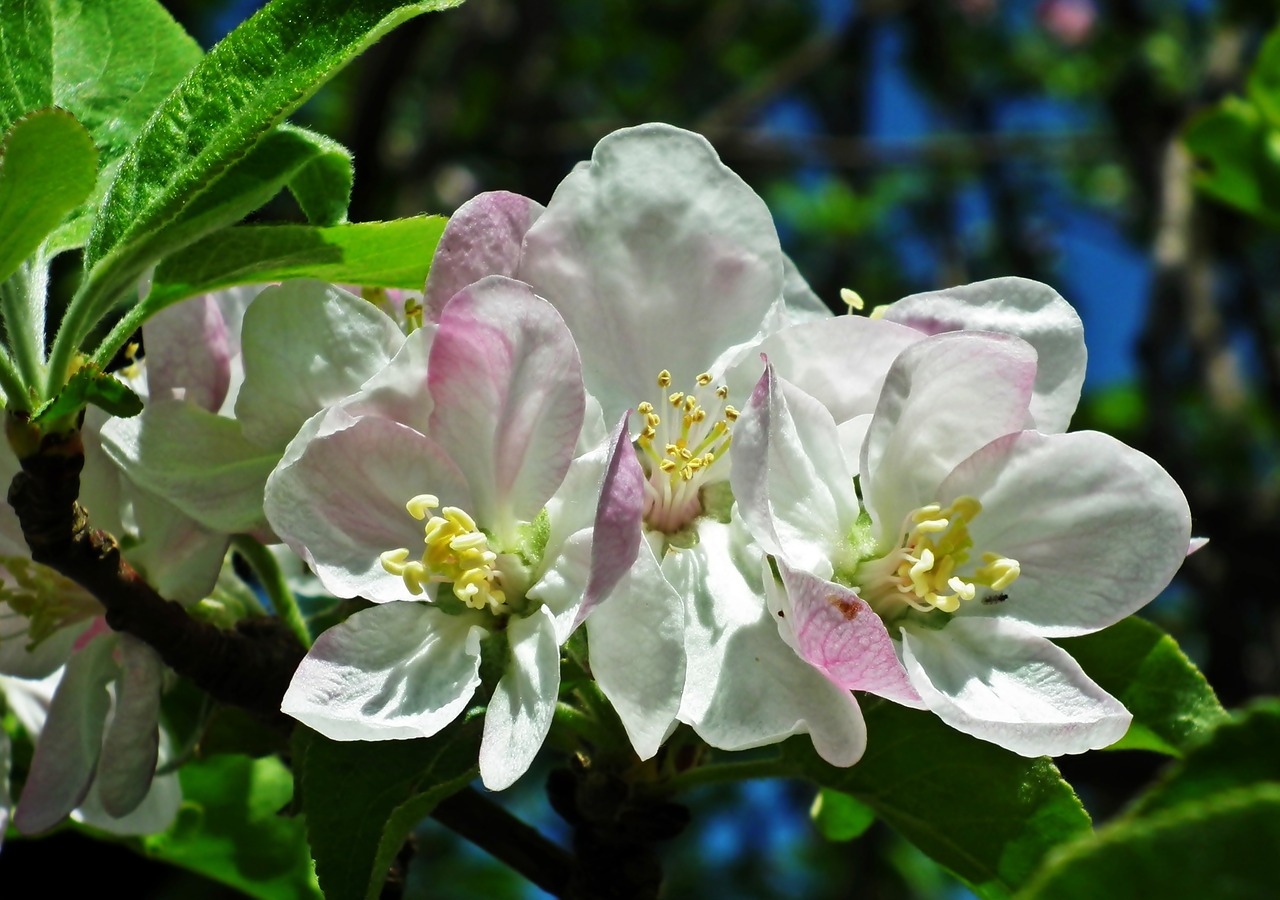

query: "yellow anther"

left=637, top=401, right=654, bottom=415
left=660, top=459, right=677, bottom=473
left=840, top=287, right=865, bottom=312
left=646, top=412, right=661, bottom=428
left=696, top=372, right=713, bottom=386
left=715, top=385, right=728, bottom=399
left=724, top=406, right=739, bottom=421
left=669, top=392, right=684, bottom=406
left=684, top=396, right=697, bottom=413
left=658, top=370, right=672, bottom=388
left=947, top=577, right=977, bottom=601
left=406, top=494, right=440, bottom=520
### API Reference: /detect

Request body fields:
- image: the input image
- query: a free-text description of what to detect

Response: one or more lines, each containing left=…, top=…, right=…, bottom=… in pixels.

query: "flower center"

left=380, top=495, right=508, bottom=611
left=851, top=497, right=1020, bottom=616
left=635, top=369, right=737, bottom=533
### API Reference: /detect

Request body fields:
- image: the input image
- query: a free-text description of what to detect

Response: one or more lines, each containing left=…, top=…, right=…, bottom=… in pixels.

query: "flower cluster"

left=10, top=123, right=1194, bottom=802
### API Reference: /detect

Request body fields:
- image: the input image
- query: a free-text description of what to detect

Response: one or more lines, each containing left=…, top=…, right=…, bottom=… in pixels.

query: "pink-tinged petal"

left=143, top=292, right=232, bottom=410
left=881, top=277, right=1085, bottom=434
left=732, top=363, right=855, bottom=577
left=479, top=607, right=559, bottom=790
left=938, top=430, right=1192, bottom=637
left=901, top=617, right=1131, bottom=756
left=235, top=281, right=405, bottom=450
left=675, top=522, right=867, bottom=767
left=519, top=123, right=785, bottom=422
left=862, top=332, right=1037, bottom=538
left=429, top=276, right=585, bottom=535
left=724, top=316, right=924, bottom=425
left=266, top=413, right=471, bottom=603
left=96, top=636, right=162, bottom=818
left=586, top=535, right=686, bottom=758
left=282, top=601, right=488, bottom=741
left=73, top=728, right=181, bottom=836
left=578, top=413, right=644, bottom=625
left=123, top=484, right=230, bottom=605
left=98, top=399, right=278, bottom=534
left=774, top=561, right=919, bottom=705
left=14, top=633, right=117, bottom=834
left=421, top=191, right=546, bottom=322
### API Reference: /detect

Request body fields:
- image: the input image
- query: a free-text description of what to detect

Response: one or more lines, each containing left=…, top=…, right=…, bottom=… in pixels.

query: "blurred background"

left=7, top=0, right=1280, bottom=896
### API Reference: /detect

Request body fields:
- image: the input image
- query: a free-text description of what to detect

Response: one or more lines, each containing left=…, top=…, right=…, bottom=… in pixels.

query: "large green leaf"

left=778, top=702, right=1091, bottom=898
left=1055, top=616, right=1226, bottom=756
left=1018, top=704, right=1280, bottom=899
left=85, top=0, right=464, bottom=271
left=1184, top=98, right=1280, bottom=226
left=138, top=753, right=322, bottom=900
left=1128, top=700, right=1280, bottom=818
left=294, top=718, right=482, bottom=900
left=0, top=108, right=97, bottom=285
left=143, top=216, right=446, bottom=314
left=0, top=0, right=53, bottom=135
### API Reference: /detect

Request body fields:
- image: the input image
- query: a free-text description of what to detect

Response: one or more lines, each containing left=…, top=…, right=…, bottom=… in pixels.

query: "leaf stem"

left=1, top=260, right=47, bottom=394
left=0, top=343, right=32, bottom=414
left=232, top=535, right=311, bottom=648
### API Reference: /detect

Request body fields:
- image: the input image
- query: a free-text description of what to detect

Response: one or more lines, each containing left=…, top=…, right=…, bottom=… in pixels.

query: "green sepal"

left=293, top=718, right=482, bottom=900
left=32, top=363, right=142, bottom=430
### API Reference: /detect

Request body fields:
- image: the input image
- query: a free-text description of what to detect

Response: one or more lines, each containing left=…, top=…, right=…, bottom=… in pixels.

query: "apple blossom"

left=265, top=277, right=634, bottom=790
left=734, top=331, right=1194, bottom=756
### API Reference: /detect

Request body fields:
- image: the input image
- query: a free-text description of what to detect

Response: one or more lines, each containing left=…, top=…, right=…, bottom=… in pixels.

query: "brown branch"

left=6, top=423, right=304, bottom=725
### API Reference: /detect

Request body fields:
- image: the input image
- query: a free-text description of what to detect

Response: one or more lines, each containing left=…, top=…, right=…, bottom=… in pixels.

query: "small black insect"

left=982, top=592, right=1009, bottom=605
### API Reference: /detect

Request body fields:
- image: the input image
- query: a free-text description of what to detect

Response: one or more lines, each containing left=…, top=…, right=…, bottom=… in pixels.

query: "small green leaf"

left=1247, top=28, right=1280, bottom=128
left=145, top=216, right=447, bottom=314
left=1056, top=616, right=1227, bottom=756
left=0, top=0, right=53, bottom=135
left=0, top=108, right=97, bottom=284
left=32, top=363, right=141, bottom=428
left=138, top=754, right=322, bottom=900
left=1128, top=699, right=1280, bottom=818
left=86, top=0, right=464, bottom=271
left=810, top=788, right=876, bottom=842
left=295, top=717, right=482, bottom=900
left=778, top=702, right=1091, bottom=897
left=1184, top=97, right=1280, bottom=225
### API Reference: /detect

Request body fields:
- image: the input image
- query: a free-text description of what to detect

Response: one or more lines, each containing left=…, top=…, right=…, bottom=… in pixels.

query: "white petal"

left=733, top=364, right=855, bottom=577
left=0, top=727, right=10, bottom=851
left=724, top=316, right=924, bottom=426
left=265, top=414, right=470, bottom=603
left=781, top=254, right=832, bottom=324
left=676, top=522, right=866, bottom=767
left=428, top=277, right=584, bottom=535
left=98, top=399, right=277, bottom=534
left=882, top=277, right=1085, bottom=433
left=96, top=636, right=162, bottom=817
left=338, top=324, right=436, bottom=435
left=938, top=429, right=1192, bottom=637
left=235, top=281, right=405, bottom=450
left=901, top=617, right=1131, bottom=756
left=519, top=123, right=785, bottom=422
left=862, top=332, right=1037, bottom=538
left=282, top=601, right=487, bottom=741
left=14, top=633, right=117, bottom=834
left=586, top=535, right=686, bottom=759
left=479, top=607, right=560, bottom=790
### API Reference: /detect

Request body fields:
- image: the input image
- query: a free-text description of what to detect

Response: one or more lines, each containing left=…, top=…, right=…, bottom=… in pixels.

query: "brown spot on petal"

left=829, top=595, right=860, bottom=620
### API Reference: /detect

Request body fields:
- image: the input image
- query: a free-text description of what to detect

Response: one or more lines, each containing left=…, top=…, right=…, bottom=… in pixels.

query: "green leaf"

left=1017, top=785, right=1280, bottom=900
left=69, top=124, right=354, bottom=374
left=779, top=702, right=1091, bottom=898
left=1055, top=616, right=1227, bottom=756
left=1184, top=98, right=1280, bottom=225
left=0, top=0, right=53, bottom=135
left=139, top=754, right=322, bottom=900
left=32, top=362, right=141, bottom=428
left=1247, top=28, right=1280, bottom=129
left=85, top=0, right=464, bottom=272
left=1128, top=699, right=1280, bottom=819
left=810, top=788, right=876, bottom=842
left=0, top=108, right=97, bottom=284
left=294, top=717, right=482, bottom=900
left=143, top=216, right=445, bottom=314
